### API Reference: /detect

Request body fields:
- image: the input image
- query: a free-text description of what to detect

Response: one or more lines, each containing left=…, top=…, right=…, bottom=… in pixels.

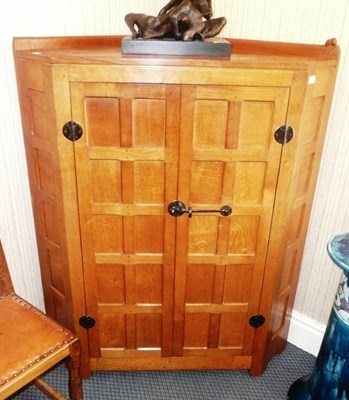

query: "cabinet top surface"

left=13, top=35, right=339, bottom=70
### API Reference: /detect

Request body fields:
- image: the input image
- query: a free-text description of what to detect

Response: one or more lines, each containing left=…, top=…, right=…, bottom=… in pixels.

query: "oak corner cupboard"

left=13, top=35, right=340, bottom=377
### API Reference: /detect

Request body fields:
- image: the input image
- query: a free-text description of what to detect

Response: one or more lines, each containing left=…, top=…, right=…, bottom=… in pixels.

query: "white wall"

left=0, top=1, right=348, bottom=350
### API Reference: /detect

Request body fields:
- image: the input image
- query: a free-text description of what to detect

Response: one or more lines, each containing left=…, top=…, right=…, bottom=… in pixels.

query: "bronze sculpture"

left=125, top=0, right=226, bottom=42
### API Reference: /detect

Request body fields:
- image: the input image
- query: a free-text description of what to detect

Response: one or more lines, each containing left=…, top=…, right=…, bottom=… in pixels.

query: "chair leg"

left=66, top=340, right=83, bottom=400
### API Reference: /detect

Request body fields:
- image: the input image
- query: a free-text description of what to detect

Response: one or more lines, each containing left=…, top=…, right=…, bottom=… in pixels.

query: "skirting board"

left=287, top=310, right=326, bottom=356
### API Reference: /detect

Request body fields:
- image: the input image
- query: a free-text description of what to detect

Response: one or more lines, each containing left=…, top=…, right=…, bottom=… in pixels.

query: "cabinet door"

left=71, top=83, right=180, bottom=359
left=172, top=85, right=289, bottom=357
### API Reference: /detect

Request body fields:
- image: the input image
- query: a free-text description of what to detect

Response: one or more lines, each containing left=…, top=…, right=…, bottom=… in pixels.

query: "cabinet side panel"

left=269, top=67, right=339, bottom=346
left=13, top=59, right=69, bottom=324
left=251, top=65, right=339, bottom=375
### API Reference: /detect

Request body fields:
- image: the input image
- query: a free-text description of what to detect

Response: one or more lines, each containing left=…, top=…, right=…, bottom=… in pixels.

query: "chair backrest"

left=0, top=241, right=15, bottom=297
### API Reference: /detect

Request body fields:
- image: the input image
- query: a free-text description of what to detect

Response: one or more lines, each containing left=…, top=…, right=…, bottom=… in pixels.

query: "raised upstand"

left=288, top=233, right=349, bottom=400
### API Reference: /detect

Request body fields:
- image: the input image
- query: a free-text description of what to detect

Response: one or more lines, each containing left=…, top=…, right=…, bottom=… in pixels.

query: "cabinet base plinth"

left=90, top=355, right=252, bottom=372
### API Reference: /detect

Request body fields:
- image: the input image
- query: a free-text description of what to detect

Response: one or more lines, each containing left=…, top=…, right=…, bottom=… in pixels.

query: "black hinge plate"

left=62, top=121, right=83, bottom=142
left=249, top=315, right=265, bottom=328
left=79, top=315, right=96, bottom=329
left=274, top=125, right=294, bottom=144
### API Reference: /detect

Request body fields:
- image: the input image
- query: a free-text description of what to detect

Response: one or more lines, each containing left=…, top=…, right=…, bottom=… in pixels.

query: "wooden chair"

left=0, top=241, right=83, bottom=400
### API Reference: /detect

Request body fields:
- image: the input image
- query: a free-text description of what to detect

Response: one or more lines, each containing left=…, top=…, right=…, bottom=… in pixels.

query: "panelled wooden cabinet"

left=13, top=36, right=339, bottom=377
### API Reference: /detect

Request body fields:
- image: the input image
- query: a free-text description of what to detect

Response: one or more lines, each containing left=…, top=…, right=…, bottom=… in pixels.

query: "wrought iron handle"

left=168, top=200, right=232, bottom=218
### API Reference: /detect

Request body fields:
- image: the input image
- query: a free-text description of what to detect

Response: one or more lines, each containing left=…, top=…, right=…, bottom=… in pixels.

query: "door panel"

left=71, top=82, right=289, bottom=363
left=71, top=83, right=180, bottom=359
left=173, top=85, right=289, bottom=356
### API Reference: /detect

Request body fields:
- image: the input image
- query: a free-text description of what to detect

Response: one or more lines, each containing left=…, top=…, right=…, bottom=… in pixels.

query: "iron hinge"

left=249, top=314, right=266, bottom=328
left=274, top=125, right=294, bottom=144
left=79, top=315, right=96, bottom=329
left=62, top=120, right=83, bottom=142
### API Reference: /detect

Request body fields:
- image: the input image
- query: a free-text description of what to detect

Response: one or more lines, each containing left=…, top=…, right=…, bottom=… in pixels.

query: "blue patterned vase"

left=288, top=232, right=349, bottom=400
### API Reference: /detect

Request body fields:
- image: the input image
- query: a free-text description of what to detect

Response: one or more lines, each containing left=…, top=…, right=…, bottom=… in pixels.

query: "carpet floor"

left=10, top=343, right=315, bottom=400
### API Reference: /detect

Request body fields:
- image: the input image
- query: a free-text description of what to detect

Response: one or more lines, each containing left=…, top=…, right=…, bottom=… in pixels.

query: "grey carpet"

left=10, top=343, right=315, bottom=399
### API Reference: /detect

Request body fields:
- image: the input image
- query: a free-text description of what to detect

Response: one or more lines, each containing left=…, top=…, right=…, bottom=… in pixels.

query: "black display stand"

left=121, top=36, right=232, bottom=57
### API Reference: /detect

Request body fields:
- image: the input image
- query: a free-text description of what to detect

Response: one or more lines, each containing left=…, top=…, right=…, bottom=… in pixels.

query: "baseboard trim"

left=287, top=310, right=326, bottom=356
